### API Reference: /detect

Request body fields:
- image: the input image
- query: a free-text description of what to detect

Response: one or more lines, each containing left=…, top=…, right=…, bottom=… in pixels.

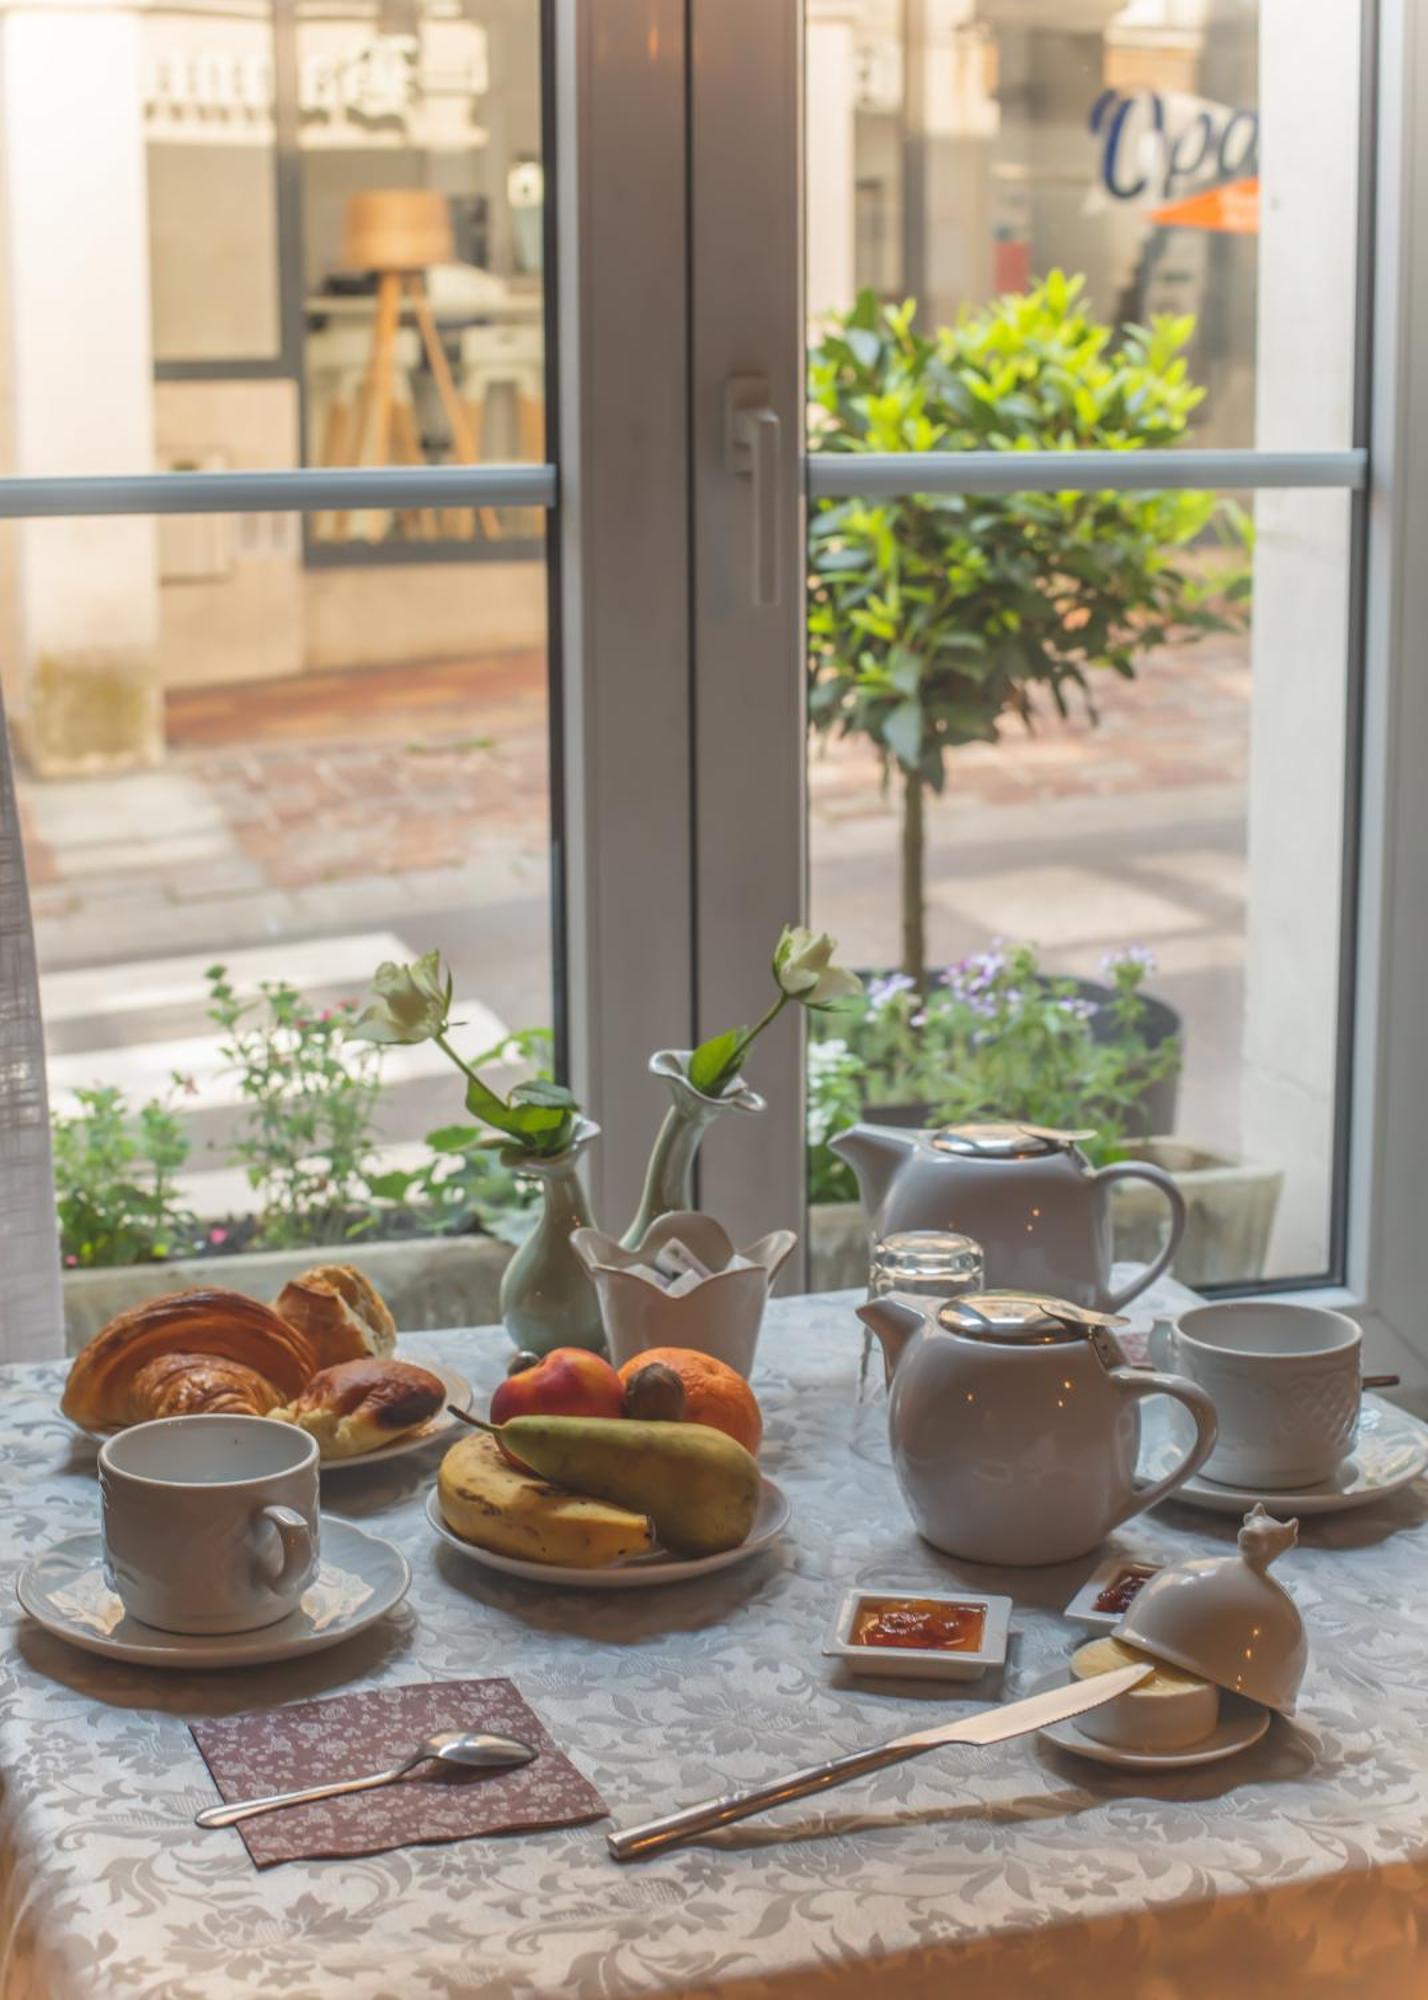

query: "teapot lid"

left=929, top=1122, right=1095, bottom=1160
left=937, top=1290, right=1128, bottom=1348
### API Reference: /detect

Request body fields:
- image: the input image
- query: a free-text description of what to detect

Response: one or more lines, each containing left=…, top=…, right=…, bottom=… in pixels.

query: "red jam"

left=1092, top=1566, right=1156, bottom=1615
left=849, top=1597, right=987, bottom=1653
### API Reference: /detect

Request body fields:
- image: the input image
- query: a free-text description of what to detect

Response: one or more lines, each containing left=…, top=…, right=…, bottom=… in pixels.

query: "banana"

left=437, top=1433, right=655, bottom=1568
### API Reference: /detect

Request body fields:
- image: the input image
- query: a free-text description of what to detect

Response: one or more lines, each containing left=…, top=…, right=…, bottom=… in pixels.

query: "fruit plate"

left=66, top=1358, right=474, bottom=1471
left=425, top=1476, right=790, bottom=1588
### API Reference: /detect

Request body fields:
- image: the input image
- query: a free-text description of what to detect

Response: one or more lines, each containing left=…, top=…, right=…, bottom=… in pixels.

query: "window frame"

left=2, top=0, right=1425, bottom=1371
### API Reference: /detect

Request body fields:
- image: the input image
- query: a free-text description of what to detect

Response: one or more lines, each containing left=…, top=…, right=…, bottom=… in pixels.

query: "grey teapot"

left=831, top=1121, right=1186, bottom=1312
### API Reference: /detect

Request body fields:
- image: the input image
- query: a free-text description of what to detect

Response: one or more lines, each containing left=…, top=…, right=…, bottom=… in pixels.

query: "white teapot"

left=832, top=1121, right=1186, bottom=1312
left=856, top=1290, right=1218, bottom=1566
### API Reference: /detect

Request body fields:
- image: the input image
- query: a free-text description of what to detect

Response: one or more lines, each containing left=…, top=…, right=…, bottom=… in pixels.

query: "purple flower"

left=1058, top=996, right=1098, bottom=1023
left=867, top=972, right=916, bottom=1011
left=1100, top=944, right=1157, bottom=979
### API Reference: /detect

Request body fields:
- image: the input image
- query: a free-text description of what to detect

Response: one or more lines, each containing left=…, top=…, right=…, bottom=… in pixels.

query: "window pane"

left=298, top=0, right=546, bottom=550
left=806, top=0, right=1362, bottom=451
left=8, top=510, right=555, bottom=1307
left=146, top=4, right=282, bottom=364
left=805, top=483, right=1352, bottom=1290
left=0, top=0, right=545, bottom=505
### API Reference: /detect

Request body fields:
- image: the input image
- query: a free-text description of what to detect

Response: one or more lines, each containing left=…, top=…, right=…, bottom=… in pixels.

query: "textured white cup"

left=99, top=1415, right=320, bottom=1634
left=1172, top=1301, right=1361, bottom=1489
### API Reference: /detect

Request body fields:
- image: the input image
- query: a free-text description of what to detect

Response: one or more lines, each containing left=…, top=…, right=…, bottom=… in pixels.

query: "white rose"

left=350, top=950, right=452, bottom=1045
left=773, top=926, right=862, bottom=1006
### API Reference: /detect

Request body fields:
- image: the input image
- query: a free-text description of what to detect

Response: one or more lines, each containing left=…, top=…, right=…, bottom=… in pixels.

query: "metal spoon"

left=195, top=1728, right=537, bottom=1829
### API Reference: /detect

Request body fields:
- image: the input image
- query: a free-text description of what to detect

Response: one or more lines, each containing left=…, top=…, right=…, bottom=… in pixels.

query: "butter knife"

left=607, top=1661, right=1152, bottom=1862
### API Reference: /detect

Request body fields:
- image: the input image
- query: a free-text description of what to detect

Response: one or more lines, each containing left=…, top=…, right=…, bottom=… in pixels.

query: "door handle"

left=725, top=375, right=781, bottom=608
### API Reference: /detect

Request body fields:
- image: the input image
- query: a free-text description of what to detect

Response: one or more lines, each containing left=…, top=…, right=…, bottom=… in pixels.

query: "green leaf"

left=425, top=1123, right=484, bottom=1154
left=883, top=698, right=923, bottom=769
left=511, top=1078, right=577, bottom=1111
left=688, top=1029, right=749, bottom=1096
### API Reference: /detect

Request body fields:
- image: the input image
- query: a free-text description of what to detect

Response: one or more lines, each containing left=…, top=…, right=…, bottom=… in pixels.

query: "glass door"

left=691, top=0, right=1374, bottom=1297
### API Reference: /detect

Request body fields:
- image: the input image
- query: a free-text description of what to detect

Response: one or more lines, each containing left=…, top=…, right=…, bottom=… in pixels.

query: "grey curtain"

left=0, top=693, right=62, bottom=1360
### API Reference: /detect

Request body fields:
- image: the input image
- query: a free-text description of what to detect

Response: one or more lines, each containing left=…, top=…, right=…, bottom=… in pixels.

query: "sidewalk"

left=15, top=628, right=1252, bottom=1194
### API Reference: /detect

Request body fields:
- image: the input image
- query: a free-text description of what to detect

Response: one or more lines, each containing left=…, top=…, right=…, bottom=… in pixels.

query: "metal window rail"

left=0, top=450, right=1365, bottom=518
left=806, top=447, right=1368, bottom=499
left=0, top=464, right=557, bottom=518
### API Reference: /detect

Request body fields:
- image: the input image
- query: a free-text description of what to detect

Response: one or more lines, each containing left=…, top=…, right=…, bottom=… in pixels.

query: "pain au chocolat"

left=271, top=1357, right=445, bottom=1458
left=61, top=1289, right=318, bottom=1431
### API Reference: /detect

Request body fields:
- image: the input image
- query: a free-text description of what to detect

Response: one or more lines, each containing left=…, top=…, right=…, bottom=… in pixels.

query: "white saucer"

left=1031, top=1672, right=1271, bottom=1770
left=66, top=1358, right=474, bottom=1471
left=1142, top=1397, right=1428, bottom=1516
left=426, top=1476, right=790, bottom=1589
left=17, top=1518, right=411, bottom=1668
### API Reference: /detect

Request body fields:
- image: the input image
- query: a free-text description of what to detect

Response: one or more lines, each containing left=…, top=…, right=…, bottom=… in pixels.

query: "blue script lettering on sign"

left=1089, top=89, right=1260, bottom=202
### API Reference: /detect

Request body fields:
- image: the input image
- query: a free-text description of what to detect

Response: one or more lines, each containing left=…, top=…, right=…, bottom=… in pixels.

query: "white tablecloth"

left=3, top=1284, right=1428, bottom=2000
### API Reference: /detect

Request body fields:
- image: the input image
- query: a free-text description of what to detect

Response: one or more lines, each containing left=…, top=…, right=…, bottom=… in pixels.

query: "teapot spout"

left=855, top=1293, right=927, bottom=1380
left=829, top=1123, right=916, bottom=1222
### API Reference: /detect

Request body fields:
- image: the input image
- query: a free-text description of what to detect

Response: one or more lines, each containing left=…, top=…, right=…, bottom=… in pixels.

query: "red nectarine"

left=491, top=1346, right=625, bottom=1426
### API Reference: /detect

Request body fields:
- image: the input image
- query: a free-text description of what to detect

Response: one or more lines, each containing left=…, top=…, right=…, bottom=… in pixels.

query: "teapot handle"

left=1106, top=1370, right=1219, bottom=1529
left=1090, top=1162, right=1188, bottom=1311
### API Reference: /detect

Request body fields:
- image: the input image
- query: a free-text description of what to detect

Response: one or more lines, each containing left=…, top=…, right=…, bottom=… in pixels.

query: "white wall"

left=0, top=2, right=159, bottom=729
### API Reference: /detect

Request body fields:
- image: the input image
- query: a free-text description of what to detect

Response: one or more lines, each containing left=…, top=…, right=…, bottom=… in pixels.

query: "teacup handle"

left=1091, top=1163, right=1188, bottom=1310
left=1106, top=1370, right=1219, bottom=1528
left=252, top=1504, right=315, bottom=1593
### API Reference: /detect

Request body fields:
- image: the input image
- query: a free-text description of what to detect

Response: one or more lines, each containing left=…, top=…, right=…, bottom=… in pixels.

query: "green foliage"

left=364, top=1124, right=538, bottom=1243
left=52, top=1084, right=197, bottom=1268
left=205, top=965, right=385, bottom=1250
left=807, top=942, right=1179, bottom=1200
left=807, top=276, right=1252, bottom=978
left=365, top=1028, right=551, bottom=1235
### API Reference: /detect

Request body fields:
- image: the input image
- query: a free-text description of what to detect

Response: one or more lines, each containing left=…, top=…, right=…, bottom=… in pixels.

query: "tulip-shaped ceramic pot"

left=572, top=1210, right=796, bottom=1378
left=856, top=1290, right=1219, bottom=1566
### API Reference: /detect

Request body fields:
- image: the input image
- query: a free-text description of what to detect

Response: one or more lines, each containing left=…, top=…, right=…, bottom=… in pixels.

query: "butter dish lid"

left=1116, top=1505, right=1308, bottom=1715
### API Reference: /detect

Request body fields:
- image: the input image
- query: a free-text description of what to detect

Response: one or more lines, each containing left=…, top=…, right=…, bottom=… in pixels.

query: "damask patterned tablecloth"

left=3, top=1284, right=1428, bottom=2000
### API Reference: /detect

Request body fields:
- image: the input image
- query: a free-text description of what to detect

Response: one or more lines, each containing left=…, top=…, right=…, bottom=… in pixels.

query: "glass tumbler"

left=859, top=1229, right=985, bottom=1403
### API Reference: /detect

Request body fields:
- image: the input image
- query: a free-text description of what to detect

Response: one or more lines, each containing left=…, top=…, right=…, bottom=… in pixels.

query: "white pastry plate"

left=1141, top=1398, right=1428, bottom=1516
left=65, top=1357, right=474, bottom=1470
left=1030, top=1673, right=1271, bottom=1771
left=16, top=1518, right=410, bottom=1669
left=426, top=1476, right=790, bottom=1589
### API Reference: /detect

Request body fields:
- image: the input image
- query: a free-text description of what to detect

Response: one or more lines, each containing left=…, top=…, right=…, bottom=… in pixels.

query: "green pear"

left=491, top=1415, right=760, bottom=1557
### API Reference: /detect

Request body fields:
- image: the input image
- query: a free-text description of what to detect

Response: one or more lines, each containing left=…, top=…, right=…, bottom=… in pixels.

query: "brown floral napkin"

left=190, top=1678, right=607, bottom=1869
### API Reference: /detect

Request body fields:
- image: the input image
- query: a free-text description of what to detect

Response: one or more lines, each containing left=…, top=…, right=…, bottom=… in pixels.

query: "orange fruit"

left=618, top=1347, right=763, bottom=1456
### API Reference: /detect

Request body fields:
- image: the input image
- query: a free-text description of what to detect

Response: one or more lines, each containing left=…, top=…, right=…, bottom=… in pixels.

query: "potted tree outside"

left=807, top=272, right=1251, bottom=989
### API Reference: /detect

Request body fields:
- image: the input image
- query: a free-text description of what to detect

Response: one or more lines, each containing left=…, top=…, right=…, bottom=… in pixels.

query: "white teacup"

left=1168, top=1301, right=1362, bottom=1490
left=99, top=1416, right=320, bottom=1635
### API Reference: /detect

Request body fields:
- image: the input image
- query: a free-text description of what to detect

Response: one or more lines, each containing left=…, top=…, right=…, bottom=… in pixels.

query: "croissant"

left=124, top=1352, right=283, bottom=1423
left=271, top=1357, right=445, bottom=1459
left=62, top=1289, right=318, bottom=1431
left=275, top=1265, right=397, bottom=1370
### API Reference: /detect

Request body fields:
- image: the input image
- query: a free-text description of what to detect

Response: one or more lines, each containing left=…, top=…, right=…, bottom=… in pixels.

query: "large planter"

left=61, top=1233, right=516, bottom=1356
left=1110, top=1139, right=1283, bottom=1290
left=808, top=1200, right=871, bottom=1294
